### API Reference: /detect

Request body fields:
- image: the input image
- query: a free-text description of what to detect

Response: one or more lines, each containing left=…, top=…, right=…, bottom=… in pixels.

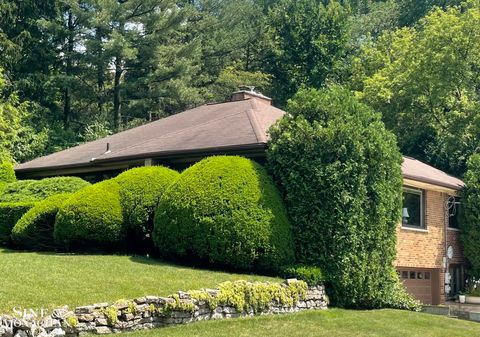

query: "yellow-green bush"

left=11, top=193, right=71, bottom=250
left=54, top=180, right=124, bottom=250
left=115, top=166, right=179, bottom=251
left=153, top=156, right=294, bottom=272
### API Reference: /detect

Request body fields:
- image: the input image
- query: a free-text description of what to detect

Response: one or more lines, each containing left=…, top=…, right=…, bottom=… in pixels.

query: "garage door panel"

left=397, top=268, right=440, bottom=305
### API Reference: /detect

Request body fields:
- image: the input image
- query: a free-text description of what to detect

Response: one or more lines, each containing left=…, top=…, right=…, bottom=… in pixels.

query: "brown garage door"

left=397, top=268, right=440, bottom=305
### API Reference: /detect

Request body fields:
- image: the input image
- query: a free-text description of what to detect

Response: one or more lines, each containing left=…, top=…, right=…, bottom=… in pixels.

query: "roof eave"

left=14, top=143, right=268, bottom=174
left=403, top=173, right=464, bottom=191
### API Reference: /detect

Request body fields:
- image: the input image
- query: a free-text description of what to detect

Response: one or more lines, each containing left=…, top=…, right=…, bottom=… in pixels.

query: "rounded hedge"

left=0, top=176, right=90, bottom=203
left=11, top=193, right=71, bottom=250
left=0, top=201, right=36, bottom=246
left=153, top=156, right=295, bottom=272
left=115, top=166, right=179, bottom=251
left=54, top=180, right=124, bottom=250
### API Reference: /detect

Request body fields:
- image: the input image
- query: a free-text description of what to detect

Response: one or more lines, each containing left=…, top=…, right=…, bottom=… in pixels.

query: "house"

left=15, top=90, right=465, bottom=305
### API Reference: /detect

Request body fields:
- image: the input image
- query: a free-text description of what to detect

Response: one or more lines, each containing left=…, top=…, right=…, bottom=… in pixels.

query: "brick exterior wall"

left=395, top=188, right=465, bottom=304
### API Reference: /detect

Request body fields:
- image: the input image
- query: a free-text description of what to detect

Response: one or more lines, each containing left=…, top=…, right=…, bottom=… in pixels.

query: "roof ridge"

left=95, top=110, right=247, bottom=160
left=245, top=99, right=267, bottom=143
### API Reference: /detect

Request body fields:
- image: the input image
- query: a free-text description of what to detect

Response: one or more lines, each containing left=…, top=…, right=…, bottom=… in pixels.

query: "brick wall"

left=394, top=188, right=465, bottom=304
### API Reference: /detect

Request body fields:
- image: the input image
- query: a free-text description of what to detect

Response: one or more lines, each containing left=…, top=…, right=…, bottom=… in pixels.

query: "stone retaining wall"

left=0, top=279, right=328, bottom=337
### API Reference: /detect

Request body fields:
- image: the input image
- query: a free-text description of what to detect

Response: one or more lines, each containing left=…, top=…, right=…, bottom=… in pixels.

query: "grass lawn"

left=0, top=249, right=278, bottom=313
left=88, top=309, right=480, bottom=337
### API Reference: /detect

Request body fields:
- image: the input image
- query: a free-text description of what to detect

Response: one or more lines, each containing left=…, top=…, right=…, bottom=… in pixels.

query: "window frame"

left=402, top=187, right=425, bottom=229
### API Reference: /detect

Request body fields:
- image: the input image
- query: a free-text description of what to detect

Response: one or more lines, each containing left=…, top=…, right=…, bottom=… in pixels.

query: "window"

left=402, top=188, right=425, bottom=228
left=448, top=196, right=461, bottom=229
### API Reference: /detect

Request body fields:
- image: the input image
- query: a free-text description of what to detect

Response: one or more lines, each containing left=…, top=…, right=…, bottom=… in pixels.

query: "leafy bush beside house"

left=0, top=202, right=36, bottom=245
left=267, top=86, right=418, bottom=309
left=11, top=194, right=71, bottom=250
left=54, top=180, right=124, bottom=251
left=0, top=177, right=90, bottom=203
left=115, top=166, right=180, bottom=252
left=0, top=162, right=16, bottom=186
left=461, top=153, right=480, bottom=279
left=153, top=156, right=295, bottom=272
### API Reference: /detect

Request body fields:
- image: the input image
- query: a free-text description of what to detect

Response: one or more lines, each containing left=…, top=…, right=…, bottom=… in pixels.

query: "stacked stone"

left=0, top=281, right=328, bottom=337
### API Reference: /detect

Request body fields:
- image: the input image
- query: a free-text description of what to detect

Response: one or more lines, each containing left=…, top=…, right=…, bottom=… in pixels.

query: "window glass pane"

left=409, top=271, right=416, bottom=279
left=403, top=190, right=422, bottom=227
left=448, top=197, right=460, bottom=229
left=402, top=271, right=408, bottom=279
left=417, top=272, right=423, bottom=279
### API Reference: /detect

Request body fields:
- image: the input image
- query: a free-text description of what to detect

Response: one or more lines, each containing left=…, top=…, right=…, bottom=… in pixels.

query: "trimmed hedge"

left=153, top=156, right=295, bottom=272
left=267, top=86, right=419, bottom=310
left=0, top=177, right=90, bottom=203
left=54, top=180, right=124, bottom=250
left=0, top=202, right=36, bottom=245
left=115, top=166, right=179, bottom=251
left=461, top=153, right=480, bottom=279
left=11, top=194, right=71, bottom=250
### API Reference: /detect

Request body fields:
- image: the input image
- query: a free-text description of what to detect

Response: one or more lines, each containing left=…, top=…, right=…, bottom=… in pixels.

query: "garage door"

left=397, top=268, right=440, bottom=305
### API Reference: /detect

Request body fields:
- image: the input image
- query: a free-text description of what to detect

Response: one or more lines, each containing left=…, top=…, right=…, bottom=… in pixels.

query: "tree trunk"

left=113, top=55, right=122, bottom=131
left=96, top=27, right=105, bottom=114
left=63, top=10, right=74, bottom=129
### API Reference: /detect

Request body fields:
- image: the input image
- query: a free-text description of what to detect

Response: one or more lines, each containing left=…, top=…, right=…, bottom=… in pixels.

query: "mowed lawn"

left=0, top=249, right=278, bottom=313
left=89, top=309, right=480, bottom=337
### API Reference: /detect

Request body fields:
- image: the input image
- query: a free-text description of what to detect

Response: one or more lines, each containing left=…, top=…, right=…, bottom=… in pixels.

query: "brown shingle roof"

left=15, top=97, right=465, bottom=190
left=16, top=98, right=283, bottom=172
left=402, top=156, right=464, bottom=190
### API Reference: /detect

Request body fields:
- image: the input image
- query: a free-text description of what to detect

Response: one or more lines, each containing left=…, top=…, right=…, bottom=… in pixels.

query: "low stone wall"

left=0, top=279, right=328, bottom=337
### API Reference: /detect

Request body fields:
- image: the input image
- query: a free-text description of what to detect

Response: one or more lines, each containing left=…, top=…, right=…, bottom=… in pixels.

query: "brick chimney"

left=231, top=86, right=272, bottom=105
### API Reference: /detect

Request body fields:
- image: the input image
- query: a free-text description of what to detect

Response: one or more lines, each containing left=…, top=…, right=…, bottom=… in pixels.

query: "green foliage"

left=114, top=166, right=179, bottom=251
left=461, top=153, right=480, bottom=279
left=264, top=0, right=350, bottom=106
left=0, top=162, right=16, bottom=184
left=0, top=177, right=90, bottom=203
left=11, top=194, right=71, bottom=250
left=65, top=315, right=78, bottom=328
left=103, top=305, right=119, bottom=326
left=351, top=3, right=480, bottom=176
left=281, top=265, right=325, bottom=287
left=215, top=280, right=307, bottom=313
left=0, top=202, right=36, bottom=245
left=54, top=180, right=124, bottom=250
left=267, top=86, right=414, bottom=309
left=188, top=280, right=307, bottom=314
left=153, top=156, right=295, bottom=272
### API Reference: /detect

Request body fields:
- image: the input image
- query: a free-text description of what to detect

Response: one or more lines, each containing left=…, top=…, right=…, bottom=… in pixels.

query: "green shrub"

left=54, top=180, right=124, bottom=250
left=115, top=166, right=179, bottom=251
left=11, top=193, right=71, bottom=250
left=0, top=202, right=36, bottom=245
left=0, top=177, right=90, bottom=203
left=267, top=86, right=415, bottom=309
left=153, top=156, right=295, bottom=272
left=282, top=265, right=325, bottom=286
left=461, top=153, right=480, bottom=279
left=0, top=162, right=16, bottom=184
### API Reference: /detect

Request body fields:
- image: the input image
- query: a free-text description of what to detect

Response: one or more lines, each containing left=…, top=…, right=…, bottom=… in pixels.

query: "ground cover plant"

left=85, top=309, right=480, bottom=337
left=268, top=86, right=417, bottom=309
left=0, top=249, right=278, bottom=313
left=153, top=156, right=294, bottom=273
